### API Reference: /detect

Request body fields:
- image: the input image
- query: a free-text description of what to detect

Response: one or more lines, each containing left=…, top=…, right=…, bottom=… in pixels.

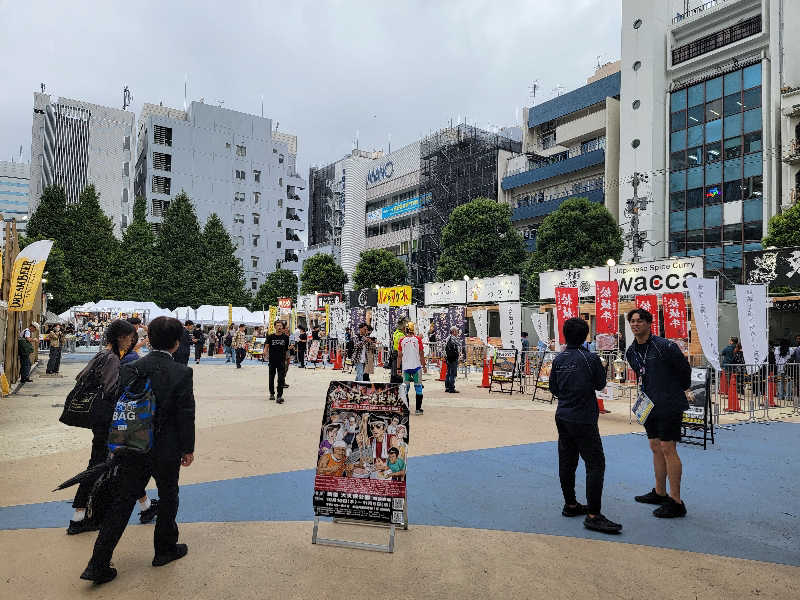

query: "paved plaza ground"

left=1, top=354, right=798, bottom=599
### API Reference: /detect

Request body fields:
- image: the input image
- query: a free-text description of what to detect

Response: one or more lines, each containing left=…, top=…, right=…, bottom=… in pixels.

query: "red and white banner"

left=635, top=294, right=660, bottom=336
left=662, top=293, right=688, bottom=339
left=555, top=287, right=579, bottom=344
left=594, top=281, right=619, bottom=335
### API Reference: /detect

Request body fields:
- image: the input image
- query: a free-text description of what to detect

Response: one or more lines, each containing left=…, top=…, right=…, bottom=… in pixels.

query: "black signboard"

left=744, top=246, right=800, bottom=289
left=317, top=292, right=343, bottom=310
left=348, top=288, right=379, bottom=308
left=489, top=349, right=518, bottom=394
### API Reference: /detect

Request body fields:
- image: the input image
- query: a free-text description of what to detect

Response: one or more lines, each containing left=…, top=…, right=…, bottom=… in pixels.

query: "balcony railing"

left=506, top=137, right=606, bottom=178
left=672, top=0, right=733, bottom=24
left=513, top=176, right=604, bottom=209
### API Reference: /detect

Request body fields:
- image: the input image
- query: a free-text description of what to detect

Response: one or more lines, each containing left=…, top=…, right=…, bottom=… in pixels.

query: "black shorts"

left=644, top=411, right=683, bottom=442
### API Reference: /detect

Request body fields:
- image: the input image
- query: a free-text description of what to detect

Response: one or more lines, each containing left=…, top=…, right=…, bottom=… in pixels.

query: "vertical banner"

left=473, top=309, right=488, bottom=344
left=554, top=287, right=579, bottom=344
left=686, top=278, right=720, bottom=371
left=447, top=305, right=466, bottom=343
left=313, top=381, right=408, bottom=525
left=329, top=303, right=348, bottom=343
left=499, top=302, right=522, bottom=351
left=635, top=295, right=660, bottom=336
left=228, top=303, right=233, bottom=328
left=735, top=284, right=768, bottom=374
left=433, top=312, right=450, bottom=352
left=530, top=312, right=549, bottom=347
left=594, top=281, right=619, bottom=335
left=372, top=305, right=390, bottom=347
left=8, top=239, right=53, bottom=312
left=268, top=306, right=278, bottom=333
left=350, top=307, right=366, bottom=334
left=662, top=293, right=688, bottom=339
left=415, top=307, right=430, bottom=343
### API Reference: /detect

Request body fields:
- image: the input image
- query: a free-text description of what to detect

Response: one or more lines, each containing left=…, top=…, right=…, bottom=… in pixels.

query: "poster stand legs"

left=312, top=517, right=398, bottom=553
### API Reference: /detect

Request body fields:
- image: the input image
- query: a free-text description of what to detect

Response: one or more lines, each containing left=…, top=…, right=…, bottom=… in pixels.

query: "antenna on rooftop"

left=528, top=80, right=540, bottom=106
left=40, top=83, right=46, bottom=93
left=122, top=86, right=132, bottom=111
left=184, top=74, right=188, bottom=111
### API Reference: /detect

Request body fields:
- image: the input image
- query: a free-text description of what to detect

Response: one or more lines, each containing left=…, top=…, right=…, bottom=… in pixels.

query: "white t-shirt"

left=400, top=336, right=422, bottom=371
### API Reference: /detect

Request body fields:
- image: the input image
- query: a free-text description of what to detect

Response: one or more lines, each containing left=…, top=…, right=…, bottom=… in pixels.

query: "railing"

left=506, top=138, right=606, bottom=178
left=513, top=177, right=604, bottom=208
left=672, top=0, right=733, bottom=24
left=716, top=363, right=800, bottom=420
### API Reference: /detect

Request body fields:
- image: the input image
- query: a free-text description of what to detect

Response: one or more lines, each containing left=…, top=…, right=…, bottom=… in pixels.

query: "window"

left=123, top=162, right=130, bottom=176
left=252, top=213, right=259, bottom=225
left=233, top=236, right=244, bottom=248
left=123, top=136, right=130, bottom=150
left=705, top=99, right=722, bottom=122
left=277, top=220, right=282, bottom=227
left=253, top=192, right=260, bottom=204
left=151, top=199, right=170, bottom=217
left=723, top=179, right=742, bottom=202
left=705, top=142, right=721, bottom=163
left=153, top=125, right=172, bottom=146
left=671, top=110, right=686, bottom=132
left=236, top=145, right=247, bottom=157
left=278, top=154, right=284, bottom=164
left=234, top=192, right=246, bottom=202
left=251, top=278, right=258, bottom=291
left=254, top=170, right=261, bottom=183
left=687, top=146, right=702, bottom=166
left=279, top=177, right=283, bottom=187
left=252, top=257, right=259, bottom=270
left=122, top=188, right=129, bottom=203
left=744, top=131, right=762, bottom=153
left=153, top=151, right=172, bottom=171
left=152, top=175, right=171, bottom=194
left=670, top=150, right=687, bottom=171
left=252, top=235, right=259, bottom=247
left=235, top=169, right=246, bottom=180
left=743, top=175, right=763, bottom=200
left=723, top=93, right=740, bottom=117
left=233, top=213, right=244, bottom=224
left=687, top=105, right=704, bottom=126
left=632, top=61, right=641, bottom=71
left=121, top=215, right=128, bottom=228
left=743, top=221, right=762, bottom=242
left=540, top=130, right=557, bottom=149
left=277, top=241, right=281, bottom=248
left=687, top=187, right=703, bottom=209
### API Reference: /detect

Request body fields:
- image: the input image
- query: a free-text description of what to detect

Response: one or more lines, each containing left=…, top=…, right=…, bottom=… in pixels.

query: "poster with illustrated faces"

left=313, top=381, right=409, bottom=525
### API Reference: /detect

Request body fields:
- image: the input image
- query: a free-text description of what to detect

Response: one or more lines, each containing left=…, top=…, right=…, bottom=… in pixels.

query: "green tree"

left=762, top=202, right=800, bottom=248
left=61, top=184, right=118, bottom=303
left=107, top=197, right=156, bottom=302
left=153, top=192, right=205, bottom=308
left=251, top=269, right=298, bottom=311
left=19, top=235, right=75, bottom=314
left=522, top=197, right=623, bottom=300
left=352, top=249, right=408, bottom=290
left=200, top=213, right=249, bottom=305
left=435, top=197, right=526, bottom=281
left=300, top=253, right=348, bottom=294
left=26, top=185, right=68, bottom=241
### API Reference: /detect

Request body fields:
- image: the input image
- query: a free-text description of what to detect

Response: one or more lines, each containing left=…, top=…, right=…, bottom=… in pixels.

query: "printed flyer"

left=314, top=381, right=409, bottom=525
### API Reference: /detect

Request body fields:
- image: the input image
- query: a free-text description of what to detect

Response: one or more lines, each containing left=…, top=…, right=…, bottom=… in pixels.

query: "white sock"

left=72, top=509, right=85, bottom=522
left=139, top=497, right=151, bottom=511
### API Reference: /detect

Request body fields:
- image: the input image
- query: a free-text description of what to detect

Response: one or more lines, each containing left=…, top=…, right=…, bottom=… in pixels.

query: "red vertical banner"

left=662, top=292, right=688, bottom=339
left=594, top=281, right=619, bottom=335
left=635, top=294, right=660, bottom=336
left=555, top=287, right=579, bottom=344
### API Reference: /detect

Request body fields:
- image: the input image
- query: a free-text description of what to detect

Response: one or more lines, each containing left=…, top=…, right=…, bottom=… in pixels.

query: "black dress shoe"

left=139, top=498, right=159, bottom=524
left=153, top=543, right=188, bottom=567
left=67, top=519, right=99, bottom=535
left=80, top=564, right=117, bottom=584
left=584, top=514, right=623, bottom=534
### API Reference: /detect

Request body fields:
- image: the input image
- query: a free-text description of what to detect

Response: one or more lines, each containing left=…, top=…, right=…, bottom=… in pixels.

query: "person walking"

left=18, top=325, right=35, bottom=383
left=192, top=327, right=205, bottom=365
left=46, top=324, right=66, bottom=374
left=353, top=322, right=368, bottom=381
left=549, top=317, right=622, bottom=534
left=296, top=325, right=308, bottom=368
left=173, top=321, right=193, bottom=366
left=390, top=317, right=408, bottom=384
left=626, top=308, right=691, bottom=519
left=223, top=325, right=234, bottom=363
left=363, top=325, right=376, bottom=382
left=80, top=316, right=196, bottom=584
left=398, top=323, right=427, bottom=415
left=444, top=326, right=461, bottom=393
left=266, top=320, right=290, bottom=403
left=207, top=329, right=217, bottom=358
left=232, top=324, right=248, bottom=369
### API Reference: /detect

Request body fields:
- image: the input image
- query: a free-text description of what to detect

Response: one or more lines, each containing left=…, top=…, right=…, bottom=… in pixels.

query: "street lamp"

left=463, top=275, right=470, bottom=303
left=606, top=258, right=616, bottom=280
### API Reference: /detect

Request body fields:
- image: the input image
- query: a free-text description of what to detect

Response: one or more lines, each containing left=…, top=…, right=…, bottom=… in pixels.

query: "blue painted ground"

left=57, top=353, right=315, bottom=367
left=2, top=422, right=798, bottom=566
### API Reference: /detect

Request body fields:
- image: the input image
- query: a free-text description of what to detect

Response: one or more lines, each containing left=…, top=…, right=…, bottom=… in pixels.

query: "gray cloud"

left=0, top=0, right=621, bottom=176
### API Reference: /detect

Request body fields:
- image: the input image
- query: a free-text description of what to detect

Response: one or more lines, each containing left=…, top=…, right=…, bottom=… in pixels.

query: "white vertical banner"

left=415, top=307, right=430, bottom=341
left=472, top=309, right=488, bottom=344
left=686, top=277, right=720, bottom=371
left=372, top=304, right=391, bottom=347
left=735, top=284, right=768, bottom=374
left=624, top=314, right=634, bottom=350
left=530, top=312, right=548, bottom=344
left=329, top=302, right=348, bottom=344
left=499, top=302, right=522, bottom=351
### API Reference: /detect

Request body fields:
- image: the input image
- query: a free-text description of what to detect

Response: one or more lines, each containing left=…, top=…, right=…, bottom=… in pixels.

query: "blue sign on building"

left=382, top=195, right=421, bottom=219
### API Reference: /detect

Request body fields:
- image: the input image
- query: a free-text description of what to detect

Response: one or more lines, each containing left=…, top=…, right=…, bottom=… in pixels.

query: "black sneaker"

left=562, top=502, right=588, bottom=517
left=277, top=396, right=284, bottom=404
left=415, top=409, right=424, bottom=415
left=584, top=514, right=623, bottom=534
left=139, top=498, right=159, bottom=524
left=634, top=488, right=669, bottom=505
left=67, top=519, right=99, bottom=535
left=80, top=564, right=117, bottom=584
left=653, top=498, right=687, bottom=518
left=153, top=543, right=188, bottom=567
left=269, top=394, right=276, bottom=402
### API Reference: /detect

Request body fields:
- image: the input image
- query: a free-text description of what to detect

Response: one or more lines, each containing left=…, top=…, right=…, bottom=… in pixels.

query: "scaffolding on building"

left=308, top=163, right=343, bottom=262
left=415, top=123, right=521, bottom=288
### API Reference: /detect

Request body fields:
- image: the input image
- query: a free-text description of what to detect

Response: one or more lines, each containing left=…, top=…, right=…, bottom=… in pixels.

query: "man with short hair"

left=266, top=320, right=290, bottom=403
left=46, top=324, right=65, bottom=374
left=550, top=317, right=621, bottom=534
left=444, top=326, right=461, bottom=393
left=398, top=323, right=427, bottom=415
left=390, top=317, right=408, bottom=384
left=296, top=325, right=308, bottom=368
left=720, top=336, right=738, bottom=374
left=626, top=308, right=691, bottom=518
left=173, top=321, right=193, bottom=365
left=223, top=325, right=235, bottom=364
left=192, top=326, right=205, bottom=365
left=353, top=322, right=369, bottom=381
left=232, top=324, right=247, bottom=369
left=80, top=316, right=195, bottom=584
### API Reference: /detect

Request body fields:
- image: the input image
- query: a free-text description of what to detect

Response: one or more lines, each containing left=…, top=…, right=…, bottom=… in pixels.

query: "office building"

left=0, top=160, right=30, bottom=243
left=498, top=63, right=622, bottom=250
left=620, top=0, right=800, bottom=297
left=30, top=93, right=135, bottom=236
left=135, top=101, right=306, bottom=291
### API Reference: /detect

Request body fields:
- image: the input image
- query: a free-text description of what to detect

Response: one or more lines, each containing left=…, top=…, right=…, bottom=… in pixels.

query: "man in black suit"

left=81, top=316, right=196, bottom=584
left=173, top=320, right=194, bottom=365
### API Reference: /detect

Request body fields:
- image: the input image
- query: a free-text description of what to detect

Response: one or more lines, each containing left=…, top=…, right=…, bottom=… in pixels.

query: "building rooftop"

left=528, top=71, right=621, bottom=129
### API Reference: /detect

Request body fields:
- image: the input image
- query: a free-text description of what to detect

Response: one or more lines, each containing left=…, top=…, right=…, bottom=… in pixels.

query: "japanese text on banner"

left=662, top=293, right=688, bottom=339
left=635, top=294, right=660, bottom=337
left=594, top=281, right=618, bottom=335
left=554, top=287, right=579, bottom=344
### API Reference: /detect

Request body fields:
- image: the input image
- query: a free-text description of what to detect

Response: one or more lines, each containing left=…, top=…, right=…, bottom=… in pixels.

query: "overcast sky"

left=0, top=0, right=620, bottom=173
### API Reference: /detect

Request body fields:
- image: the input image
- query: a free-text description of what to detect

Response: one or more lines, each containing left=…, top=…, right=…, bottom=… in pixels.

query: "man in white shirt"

left=397, top=324, right=427, bottom=415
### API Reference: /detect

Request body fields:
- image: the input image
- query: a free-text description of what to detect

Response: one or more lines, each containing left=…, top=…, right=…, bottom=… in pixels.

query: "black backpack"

left=59, top=353, right=110, bottom=429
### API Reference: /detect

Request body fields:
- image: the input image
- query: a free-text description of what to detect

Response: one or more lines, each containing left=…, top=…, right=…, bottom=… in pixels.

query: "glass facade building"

left=669, top=62, right=763, bottom=294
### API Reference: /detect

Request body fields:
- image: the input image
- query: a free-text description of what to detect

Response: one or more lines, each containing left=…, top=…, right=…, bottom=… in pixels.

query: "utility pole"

left=623, top=172, right=649, bottom=263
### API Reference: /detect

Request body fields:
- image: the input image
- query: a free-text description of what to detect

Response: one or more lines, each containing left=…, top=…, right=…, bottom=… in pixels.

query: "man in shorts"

left=626, top=308, right=691, bottom=518
left=397, top=323, right=427, bottom=415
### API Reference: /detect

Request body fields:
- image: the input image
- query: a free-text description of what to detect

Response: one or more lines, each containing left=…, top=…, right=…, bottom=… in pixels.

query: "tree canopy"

left=763, top=202, right=800, bottom=249
left=251, top=269, right=298, bottom=311
left=26, top=185, right=68, bottom=241
left=300, top=253, right=348, bottom=295
left=435, top=197, right=527, bottom=281
left=200, top=213, right=249, bottom=305
left=522, top=197, right=623, bottom=300
left=352, top=249, right=407, bottom=290
left=107, top=196, right=155, bottom=302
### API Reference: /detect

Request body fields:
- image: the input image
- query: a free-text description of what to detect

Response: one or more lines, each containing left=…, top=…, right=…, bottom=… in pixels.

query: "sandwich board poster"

left=314, top=381, right=409, bottom=525
left=490, top=349, right=517, bottom=393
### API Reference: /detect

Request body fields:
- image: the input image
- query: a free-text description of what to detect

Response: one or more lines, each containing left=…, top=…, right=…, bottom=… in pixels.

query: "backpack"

left=224, top=332, right=233, bottom=346
left=59, top=352, right=110, bottom=429
left=107, top=371, right=157, bottom=454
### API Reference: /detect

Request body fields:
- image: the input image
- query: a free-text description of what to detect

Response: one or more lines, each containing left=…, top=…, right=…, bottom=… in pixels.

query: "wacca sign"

left=539, top=258, right=704, bottom=299
left=366, top=161, right=394, bottom=185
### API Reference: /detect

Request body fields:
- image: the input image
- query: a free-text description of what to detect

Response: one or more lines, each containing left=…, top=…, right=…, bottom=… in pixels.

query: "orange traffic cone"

left=597, top=395, right=610, bottom=414
left=728, top=374, right=740, bottom=411
left=333, top=349, right=343, bottom=370
left=438, top=360, right=447, bottom=381
left=479, top=358, right=492, bottom=388
left=719, top=371, right=728, bottom=395
left=768, top=374, right=776, bottom=407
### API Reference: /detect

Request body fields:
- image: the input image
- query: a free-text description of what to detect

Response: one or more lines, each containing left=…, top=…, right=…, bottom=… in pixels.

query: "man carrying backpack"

left=81, top=316, right=196, bottom=585
left=444, top=326, right=462, bottom=393
left=223, top=325, right=234, bottom=363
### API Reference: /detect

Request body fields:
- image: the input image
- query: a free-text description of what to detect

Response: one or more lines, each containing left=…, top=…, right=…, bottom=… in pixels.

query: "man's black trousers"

left=47, top=346, right=63, bottom=373
left=194, top=343, right=203, bottom=361
left=89, top=436, right=182, bottom=568
left=297, top=342, right=306, bottom=367
left=235, top=348, right=246, bottom=368
left=269, top=362, right=286, bottom=396
left=555, top=417, right=605, bottom=515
